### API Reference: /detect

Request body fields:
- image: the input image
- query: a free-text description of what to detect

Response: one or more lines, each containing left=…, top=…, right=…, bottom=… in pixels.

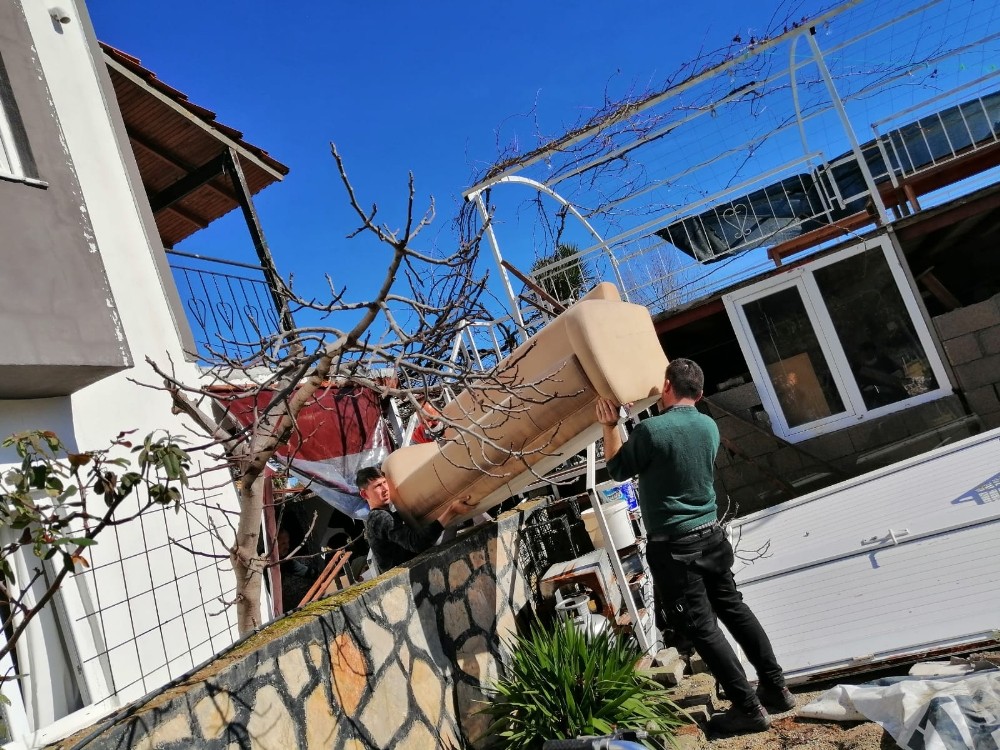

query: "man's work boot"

left=756, top=682, right=796, bottom=713
left=708, top=704, right=771, bottom=735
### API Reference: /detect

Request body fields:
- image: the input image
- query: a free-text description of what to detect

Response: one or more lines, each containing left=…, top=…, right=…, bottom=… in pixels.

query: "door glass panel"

left=814, top=249, right=938, bottom=410
left=742, top=287, right=846, bottom=428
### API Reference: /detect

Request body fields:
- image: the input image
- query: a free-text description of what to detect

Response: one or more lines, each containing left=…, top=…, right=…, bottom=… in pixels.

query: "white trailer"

left=729, top=428, right=1000, bottom=682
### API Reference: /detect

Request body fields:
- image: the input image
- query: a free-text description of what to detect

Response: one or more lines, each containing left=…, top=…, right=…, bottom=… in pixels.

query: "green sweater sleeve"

left=606, top=423, right=650, bottom=481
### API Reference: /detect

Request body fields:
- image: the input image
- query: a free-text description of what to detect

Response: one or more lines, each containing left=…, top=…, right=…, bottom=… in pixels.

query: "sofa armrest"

left=565, top=298, right=667, bottom=403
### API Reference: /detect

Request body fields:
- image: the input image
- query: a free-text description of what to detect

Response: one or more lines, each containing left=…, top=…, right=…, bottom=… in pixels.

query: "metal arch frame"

left=467, top=175, right=630, bottom=330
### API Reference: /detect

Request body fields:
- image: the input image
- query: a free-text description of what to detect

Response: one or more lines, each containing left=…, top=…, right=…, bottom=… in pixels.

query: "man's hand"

left=596, top=397, right=626, bottom=463
left=438, top=495, right=478, bottom=526
left=596, top=397, right=622, bottom=426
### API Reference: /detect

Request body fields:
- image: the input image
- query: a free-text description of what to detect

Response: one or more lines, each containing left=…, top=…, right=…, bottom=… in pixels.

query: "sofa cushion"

left=383, top=285, right=667, bottom=526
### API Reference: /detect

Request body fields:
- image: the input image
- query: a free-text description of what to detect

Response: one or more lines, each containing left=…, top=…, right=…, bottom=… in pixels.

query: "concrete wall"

left=933, top=291, right=1000, bottom=431
left=0, top=2, right=130, bottom=397
left=56, top=509, right=536, bottom=750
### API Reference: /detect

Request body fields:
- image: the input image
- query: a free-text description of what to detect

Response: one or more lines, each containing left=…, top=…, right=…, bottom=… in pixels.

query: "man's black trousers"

left=646, top=525, right=785, bottom=713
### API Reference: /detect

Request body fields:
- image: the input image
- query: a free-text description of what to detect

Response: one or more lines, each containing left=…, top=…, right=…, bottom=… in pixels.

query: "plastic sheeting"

left=657, top=88, right=1000, bottom=262
left=800, top=669, right=1000, bottom=749
left=220, top=383, right=392, bottom=520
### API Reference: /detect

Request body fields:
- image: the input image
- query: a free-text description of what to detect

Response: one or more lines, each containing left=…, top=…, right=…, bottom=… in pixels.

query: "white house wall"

left=0, top=1, right=258, bottom=746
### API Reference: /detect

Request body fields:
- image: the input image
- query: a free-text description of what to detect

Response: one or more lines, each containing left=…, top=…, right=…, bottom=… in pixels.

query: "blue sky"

left=88, top=0, right=831, bottom=315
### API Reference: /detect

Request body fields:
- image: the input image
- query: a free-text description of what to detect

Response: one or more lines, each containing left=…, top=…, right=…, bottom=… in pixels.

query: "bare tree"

left=146, top=144, right=514, bottom=634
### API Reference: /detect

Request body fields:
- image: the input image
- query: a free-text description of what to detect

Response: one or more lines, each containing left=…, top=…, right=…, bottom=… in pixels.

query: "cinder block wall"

left=55, top=508, right=536, bottom=750
left=709, top=386, right=973, bottom=515
left=934, top=292, right=1000, bottom=431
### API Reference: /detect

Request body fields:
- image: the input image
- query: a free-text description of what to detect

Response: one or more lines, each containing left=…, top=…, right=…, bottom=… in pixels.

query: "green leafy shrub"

left=483, top=617, right=685, bottom=749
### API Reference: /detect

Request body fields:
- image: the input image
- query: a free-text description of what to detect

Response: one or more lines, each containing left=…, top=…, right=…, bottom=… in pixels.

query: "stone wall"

left=57, top=508, right=536, bottom=750
left=933, top=291, right=1000, bottom=431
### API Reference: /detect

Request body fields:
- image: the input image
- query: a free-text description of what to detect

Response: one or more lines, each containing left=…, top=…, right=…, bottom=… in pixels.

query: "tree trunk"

left=232, top=472, right=265, bottom=634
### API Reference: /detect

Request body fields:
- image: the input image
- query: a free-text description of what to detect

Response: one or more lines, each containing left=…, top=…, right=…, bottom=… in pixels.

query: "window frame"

left=0, top=89, right=24, bottom=179
left=724, top=235, right=951, bottom=442
left=0, top=49, right=40, bottom=185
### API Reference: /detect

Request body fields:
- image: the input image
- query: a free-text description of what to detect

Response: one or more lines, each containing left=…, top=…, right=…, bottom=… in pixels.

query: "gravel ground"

left=666, top=673, right=896, bottom=750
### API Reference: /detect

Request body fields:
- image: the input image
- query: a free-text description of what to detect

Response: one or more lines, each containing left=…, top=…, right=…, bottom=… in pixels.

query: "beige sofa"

left=383, top=283, right=668, bottom=526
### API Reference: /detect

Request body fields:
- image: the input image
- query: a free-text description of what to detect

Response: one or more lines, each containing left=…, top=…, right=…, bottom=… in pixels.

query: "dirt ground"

left=667, top=673, right=897, bottom=750
left=668, top=651, right=1000, bottom=749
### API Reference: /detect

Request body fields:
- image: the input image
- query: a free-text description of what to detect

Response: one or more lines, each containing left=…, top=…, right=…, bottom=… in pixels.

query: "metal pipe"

left=805, top=29, right=889, bottom=224
left=470, top=191, right=526, bottom=332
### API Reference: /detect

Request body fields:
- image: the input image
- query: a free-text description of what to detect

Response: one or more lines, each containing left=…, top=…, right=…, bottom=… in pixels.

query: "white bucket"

left=581, top=502, right=635, bottom=551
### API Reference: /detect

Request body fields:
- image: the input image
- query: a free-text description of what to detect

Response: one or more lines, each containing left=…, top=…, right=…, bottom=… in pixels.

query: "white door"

left=728, top=429, right=1000, bottom=681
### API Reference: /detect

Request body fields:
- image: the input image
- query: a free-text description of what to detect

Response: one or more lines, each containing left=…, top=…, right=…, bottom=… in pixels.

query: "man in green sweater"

left=597, top=358, right=793, bottom=735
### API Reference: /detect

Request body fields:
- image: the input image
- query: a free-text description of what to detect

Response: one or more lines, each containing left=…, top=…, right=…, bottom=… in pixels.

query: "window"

left=725, top=236, right=949, bottom=442
left=0, top=51, right=38, bottom=181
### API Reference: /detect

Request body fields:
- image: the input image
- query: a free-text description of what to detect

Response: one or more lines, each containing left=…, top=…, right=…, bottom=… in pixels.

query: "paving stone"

left=359, top=660, right=408, bottom=748
left=397, top=720, right=436, bottom=750
left=441, top=600, right=469, bottom=639
left=647, top=659, right=686, bottom=686
left=674, top=691, right=715, bottom=711
left=495, top=601, right=518, bottom=642
left=448, top=559, right=472, bottom=590
left=456, top=634, right=490, bottom=682
left=194, top=692, right=235, bottom=740
left=330, top=632, right=367, bottom=716
left=382, top=585, right=410, bottom=625
left=654, top=647, right=680, bottom=667
left=411, top=657, right=445, bottom=726
left=467, top=572, right=498, bottom=631
left=308, top=642, right=324, bottom=668
left=428, top=567, right=447, bottom=595
left=456, top=681, right=492, bottom=746
left=688, top=652, right=709, bottom=674
left=304, top=684, right=338, bottom=749
left=246, top=684, right=297, bottom=750
left=134, top=713, right=192, bottom=750
left=469, top=548, right=487, bottom=570
left=679, top=705, right=711, bottom=726
left=278, top=648, right=310, bottom=700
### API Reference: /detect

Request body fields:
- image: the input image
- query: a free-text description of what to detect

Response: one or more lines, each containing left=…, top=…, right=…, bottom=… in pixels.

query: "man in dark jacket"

left=596, top=358, right=794, bottom=735
left=356, top=466, right=475, bottom=574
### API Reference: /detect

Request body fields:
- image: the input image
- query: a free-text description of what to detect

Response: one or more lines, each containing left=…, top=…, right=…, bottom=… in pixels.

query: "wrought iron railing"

left=166, top=249, right=283, bottom=362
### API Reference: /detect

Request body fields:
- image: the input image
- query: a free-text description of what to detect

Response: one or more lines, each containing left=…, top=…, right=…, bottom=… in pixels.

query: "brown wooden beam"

left=127, top=127, right=239, bottom=205
left=896, top=186, right=1000, bottom=242
left=902, top=140, right=1000, bottom=198
left=654, top=298, right=725, bottom=334
left=501, top=259, right=567, bottom=314
left=148, top=153, right=226, bottom=214
left=224, top=147, right=295, bottom=333
left=767, top=211, right=872, bottom=266
left=163, top=203, right=209, bottom=231
left=915, top=267, right=962, bottom=311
